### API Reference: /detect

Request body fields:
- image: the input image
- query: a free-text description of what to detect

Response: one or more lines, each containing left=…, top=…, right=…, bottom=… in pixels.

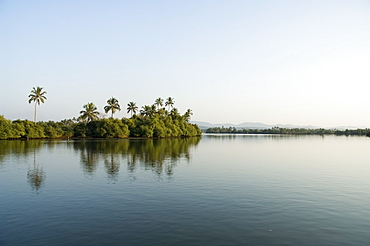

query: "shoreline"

left=1, top=135, right=202, bottom=141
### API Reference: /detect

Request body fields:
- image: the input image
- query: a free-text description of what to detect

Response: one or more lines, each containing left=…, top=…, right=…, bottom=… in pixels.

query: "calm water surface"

left=1, top=135, right=370, bottom=245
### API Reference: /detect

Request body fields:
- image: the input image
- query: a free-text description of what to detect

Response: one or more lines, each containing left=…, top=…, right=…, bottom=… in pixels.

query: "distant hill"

left=190, top=121, right=367, bottom=130
left=190, top=121, right=267, bottom=129
left=191, top=121, right=316, bottom=130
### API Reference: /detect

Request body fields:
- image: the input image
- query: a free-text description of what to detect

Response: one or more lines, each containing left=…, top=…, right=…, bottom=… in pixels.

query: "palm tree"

left=140, top=105, right=155, bottom=118
left=28, top=86, right=47, bottom=123
left=104, top=97, right=121, bottom=118
left=79, top=102, right=100, bottom=123
left=165, top=97, right=175, bottom=111
left=154, top=97, right=164, bottom=109
left=127, top=101, right=138, bottom=117
left=157, top=107, right=166, bottom=117
left=150, top=104, right=157, bottom=116
left=183, top=109, right=193, bottom=122
left=170, top=108, right=179, bottom=118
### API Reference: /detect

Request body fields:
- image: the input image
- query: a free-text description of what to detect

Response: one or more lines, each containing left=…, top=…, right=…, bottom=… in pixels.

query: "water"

left=1, top=135, right=370, bottom=245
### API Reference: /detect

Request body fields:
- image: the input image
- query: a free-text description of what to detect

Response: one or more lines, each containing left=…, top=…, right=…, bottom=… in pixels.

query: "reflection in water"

left=127, top=138, right=199, bottom=176
left=73, top=137, right=201, bottom=179
left=0, top=137, right=200, bottom=187
left=104, top=154, right=120, bottom=182
left=79, top=145, right=100, bottom=175
left=27, top=149, right=45, bottom=192
left=0, top=140, right=46, bottom=161
left=2, top=135, right=370, bottom=245
left=0, top=140, right=47, bottom=192
left=73, top=140, right=130, bottom=178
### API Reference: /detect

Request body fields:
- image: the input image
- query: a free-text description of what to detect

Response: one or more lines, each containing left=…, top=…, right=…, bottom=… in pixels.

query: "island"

left=0, top=91, right=201, bottom=139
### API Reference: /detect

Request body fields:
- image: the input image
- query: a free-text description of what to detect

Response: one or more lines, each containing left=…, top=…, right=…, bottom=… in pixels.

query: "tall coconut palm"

left=79, top=102, right=100, bottom=123
left=104, top=97, right=121, bottom=118
left=154, top=97, right=164, bottom=109
left=165, top=97, right=175, bottom=111
left=28, top=86, right=47, bottom=123
left=127, top=101, right=138, bottom=117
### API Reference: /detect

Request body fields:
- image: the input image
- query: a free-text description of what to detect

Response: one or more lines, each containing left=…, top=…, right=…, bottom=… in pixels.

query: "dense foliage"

left=205, top=126, right=370, bottom=136
left=1, top=94, right=202, bottom=139
left=0, top=112, right=201, bottom=139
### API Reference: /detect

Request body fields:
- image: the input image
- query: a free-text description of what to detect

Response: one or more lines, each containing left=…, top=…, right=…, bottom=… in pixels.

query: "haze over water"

left=1, top=135, right=370, bottom=245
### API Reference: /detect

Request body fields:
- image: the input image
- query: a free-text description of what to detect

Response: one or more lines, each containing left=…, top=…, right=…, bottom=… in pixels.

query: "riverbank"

left=0, top=115, right=202, bottom=140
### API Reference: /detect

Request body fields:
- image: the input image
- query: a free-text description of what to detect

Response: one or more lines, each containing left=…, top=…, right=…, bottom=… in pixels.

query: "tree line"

left=0, top=87, right=201, bottom=139
left=205, top=126, right=370, bottom=136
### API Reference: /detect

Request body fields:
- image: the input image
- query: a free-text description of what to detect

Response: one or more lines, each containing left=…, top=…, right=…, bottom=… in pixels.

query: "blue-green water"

left=1, top=135, right=370, bottom=245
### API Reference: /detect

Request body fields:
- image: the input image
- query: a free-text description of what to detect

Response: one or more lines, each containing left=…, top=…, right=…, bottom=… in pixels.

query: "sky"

left=1, top=0, right=370, bottom=128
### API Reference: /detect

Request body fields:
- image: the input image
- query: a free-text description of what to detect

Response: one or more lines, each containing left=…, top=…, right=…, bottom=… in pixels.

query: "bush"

left=73, top=123, right=88, bottom=137
left=0, top=113, right=201, bottom=139
left=0, top=116, right=15, bottom=139
left=11, top=120, right=45, bottom=139
left=87, top=118, right=129, bottom=138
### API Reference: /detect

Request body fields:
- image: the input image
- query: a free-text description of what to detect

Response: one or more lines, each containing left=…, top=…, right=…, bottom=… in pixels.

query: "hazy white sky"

left=1, top=0, right=370, bottom=127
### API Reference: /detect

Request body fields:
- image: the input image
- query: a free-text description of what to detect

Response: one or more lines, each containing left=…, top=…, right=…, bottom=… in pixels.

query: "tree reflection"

left=0, top=139, right=45, bottom=159
left=74, top=137, right=201, bottom=179
left=75, top=141, right=101, bottom=176
left=127, top=138, right=200, bottom=176
left=0, top=137, right=201, bottom=188
left=0, top=140, right=46, bottom=192
left=27, top=148, right=45, bottom=193
left=104, top=154, right=120, bottom=182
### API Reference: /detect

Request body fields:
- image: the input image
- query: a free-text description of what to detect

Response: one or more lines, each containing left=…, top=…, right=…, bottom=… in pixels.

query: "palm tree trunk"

left=34, top=102, right=37, bottom=123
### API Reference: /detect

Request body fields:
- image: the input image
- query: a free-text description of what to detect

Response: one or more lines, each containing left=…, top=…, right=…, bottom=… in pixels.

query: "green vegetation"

left=127, top=101, right=138, bottom=116
left=79, top=102, right=100, bottom=123
left=165, top=97, right=175, bottom=111
left=104, top=97, right=121, bottom=117
left=154, top=97, right=164, bottom=109
left=0, top=112, right=201, bottom=140
left=205, top=126, right=370, bottom=136
left=28, top=86, right=47, bottom=123
left=7, top=85, right=369, bottom=139
left=0, top=93, right=201, bottom=139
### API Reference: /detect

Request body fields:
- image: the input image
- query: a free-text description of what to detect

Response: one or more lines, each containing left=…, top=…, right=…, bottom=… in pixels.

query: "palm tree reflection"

left=78, top=141, right=100, bottom=177
left=125, top=138, right=200, bottom=177
left=75, top=137, right=201, bottom=180
left=27, top=148, right=45, bottom=193
left=104, top=154, right=120, bottom=182
left=0, top=137, right=201, bottom=191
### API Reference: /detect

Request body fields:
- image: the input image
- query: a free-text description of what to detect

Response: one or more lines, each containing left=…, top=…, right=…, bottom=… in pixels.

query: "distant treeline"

left=0, top=115, right=201, bottom=140
left=205, top=126, right=370, bottom=137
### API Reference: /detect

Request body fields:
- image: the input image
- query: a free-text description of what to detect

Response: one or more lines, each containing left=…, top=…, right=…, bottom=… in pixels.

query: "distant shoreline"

left=204, top=126, right=370, bottom=137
